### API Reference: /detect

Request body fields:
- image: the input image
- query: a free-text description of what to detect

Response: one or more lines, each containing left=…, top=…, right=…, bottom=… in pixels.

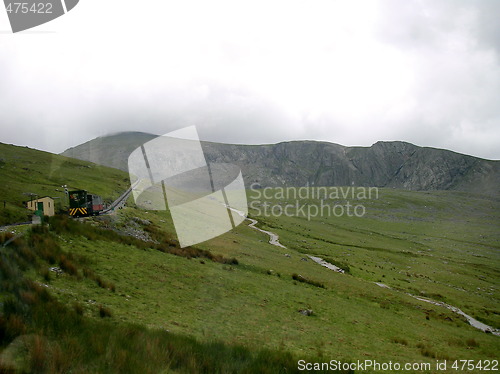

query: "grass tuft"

left=291, top=273, right=325, bottom=288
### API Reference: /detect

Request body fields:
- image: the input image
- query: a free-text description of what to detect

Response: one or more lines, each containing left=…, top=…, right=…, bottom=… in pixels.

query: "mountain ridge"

left=61, top=132, right=500, bottom=196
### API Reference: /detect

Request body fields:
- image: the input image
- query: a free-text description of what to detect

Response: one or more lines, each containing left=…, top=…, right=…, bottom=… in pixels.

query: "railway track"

left=1, top=181, right=138, bottom=232
left=101, top=180, right=139, bottom=214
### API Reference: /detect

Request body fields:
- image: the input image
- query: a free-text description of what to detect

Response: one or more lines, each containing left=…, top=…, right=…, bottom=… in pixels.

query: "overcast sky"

left=0, top=0, right=499, bottom=159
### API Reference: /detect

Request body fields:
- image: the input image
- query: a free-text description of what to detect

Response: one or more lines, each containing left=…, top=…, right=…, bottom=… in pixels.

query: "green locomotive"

left=68, top=190, right=104, bottom=217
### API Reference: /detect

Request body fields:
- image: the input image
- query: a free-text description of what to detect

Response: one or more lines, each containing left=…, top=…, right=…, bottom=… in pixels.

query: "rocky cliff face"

left=61, top=132, right=500, bottom=196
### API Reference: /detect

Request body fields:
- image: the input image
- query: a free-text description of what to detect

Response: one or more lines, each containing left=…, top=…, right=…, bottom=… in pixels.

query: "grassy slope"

left=0, top=225, right=319, bottom=374
left=0, top=143, right=498, bottom=372
left=41, top=190, right=499, bottom=371
left=251, top=189, right=500, bottom=328
left=0, top=142, right=130, bottom=225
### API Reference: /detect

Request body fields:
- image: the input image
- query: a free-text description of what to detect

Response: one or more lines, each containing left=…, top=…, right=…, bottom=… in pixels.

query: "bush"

left=98, top=305, right=112, bottom=318
left=50, top=215, right=241, bottom=266
left=73, top=302, right=84, bottom=316
left=59, top=255, right=78, bottom=276
left=0, top=314, right=26, bottom=343
left=40, top=268, right=51, bottom=282
left=466, top=338, right=479, bottom=347
left=82, top=267, right=95, bottom=279
left=0, top=216, right=339, bottom=373
left=291, top=273, right=325, bottom=288
left=391, top=337, right=408, bottom=346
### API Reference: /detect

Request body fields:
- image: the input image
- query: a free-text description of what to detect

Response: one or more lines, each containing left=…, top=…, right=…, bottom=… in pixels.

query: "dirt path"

left=246, top=217, right=286, bottom=248
left=235, top=208, right=499, bottom=336
left=375, top=283, right=500, bottom=336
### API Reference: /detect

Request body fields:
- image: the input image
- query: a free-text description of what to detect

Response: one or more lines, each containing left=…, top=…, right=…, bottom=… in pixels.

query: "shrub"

left=82, top=267, right=95, bottom=279
left=420, top=348, right=435, bottom=358
left=41, top=268, right=51, bottom=282
left=95, top=276, right=106, bottom=289
left=73, top=302, right=84, bottom=316
left=466, top=338, right=479, bottom=347
left=59, top=255, right=78, bottom=276
left=18, top=246, right=37, bottom=265
left=291, top=273, right=325, bottom=288
left=19, top=290, right=38, bottom=305
left=29, top=335, right=47, bottom=372
left=98, top=305, right=112, bottom=318
left=391, top=337, right=408, bottom=346
left=0, top=314, right=26, bottom=343
left=0, top=215, right=339, bottom=373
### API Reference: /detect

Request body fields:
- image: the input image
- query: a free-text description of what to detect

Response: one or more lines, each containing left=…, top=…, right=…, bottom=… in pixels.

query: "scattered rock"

left=298, top=309, right=314, bottom=316
left=284, top=254, right=291, bottom=258
left=132, top=217, right=151, bottom=226
left=113, top=226, right=157, bottom=243
left=49, top=267, right=63, bottom=275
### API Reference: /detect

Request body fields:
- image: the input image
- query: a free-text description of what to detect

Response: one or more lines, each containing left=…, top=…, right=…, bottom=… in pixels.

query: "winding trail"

left=306, top=255, right=345, bottom=273
left=241, top=211, right=499, bottom=336
left=228, top=207, right=287, bottom=248
left=246, top=217, right=286, bottom=248
left=414, top=296, right=500, bottom=336
left=375, top=283, right=500, bottom=336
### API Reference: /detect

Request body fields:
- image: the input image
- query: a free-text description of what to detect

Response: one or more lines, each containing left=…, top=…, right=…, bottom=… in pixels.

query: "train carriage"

left=68, top=190, right=104, bottom=217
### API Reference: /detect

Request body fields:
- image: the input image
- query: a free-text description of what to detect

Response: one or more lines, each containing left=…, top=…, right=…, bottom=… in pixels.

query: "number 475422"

left=451, top=360, right=498, bottom=371
left=5, top=3, right=53, bottom=14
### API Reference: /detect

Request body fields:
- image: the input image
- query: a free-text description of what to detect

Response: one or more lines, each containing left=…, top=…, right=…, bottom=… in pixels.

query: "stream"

left=239, top=209, right=499, bottom=336
left=414, top=296, right=500, bottom=336
left=246, top=217, right=286, bottom=248
left=374, top=284, right=500, bottom=336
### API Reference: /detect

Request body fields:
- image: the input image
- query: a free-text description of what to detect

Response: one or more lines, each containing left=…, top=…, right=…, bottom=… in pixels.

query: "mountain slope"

left=1, top=139, right=499, bottom=371
left=0, top=142, right=130, bottom=225
left=61, top=132, right=500, bottom=196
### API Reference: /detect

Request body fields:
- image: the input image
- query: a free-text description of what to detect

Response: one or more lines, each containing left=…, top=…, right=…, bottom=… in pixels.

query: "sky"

left=0, top=0, right=499, bottom=160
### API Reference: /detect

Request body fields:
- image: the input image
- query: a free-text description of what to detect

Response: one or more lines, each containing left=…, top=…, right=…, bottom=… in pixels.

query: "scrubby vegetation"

left=0, top=140, right=498, bottom=372
left=0, top=229, right=339, bottom=373
left=50, top=215, right=239, bottom=265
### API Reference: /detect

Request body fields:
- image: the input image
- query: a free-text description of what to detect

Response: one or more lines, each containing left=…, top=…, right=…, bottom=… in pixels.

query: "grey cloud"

left=0, top=0, right=498, bottom=160
left=472, top=0, right=500, bottom=53
left=375, top=0, right=500, bottom=52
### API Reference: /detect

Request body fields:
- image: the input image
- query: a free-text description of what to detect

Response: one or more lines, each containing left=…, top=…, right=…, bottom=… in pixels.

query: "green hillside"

left=0, top=143, right=499, bottom=373
left=0, top=142, right=130, bottom=225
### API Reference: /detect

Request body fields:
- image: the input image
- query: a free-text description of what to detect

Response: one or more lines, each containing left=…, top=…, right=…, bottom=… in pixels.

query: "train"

left=68, top=190, right=104, bottom=217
